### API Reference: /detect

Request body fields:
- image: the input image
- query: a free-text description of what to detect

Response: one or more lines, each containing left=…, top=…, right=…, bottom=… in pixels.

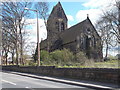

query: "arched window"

left=61, top=22, right=64, bottom=31
left=76, top=36, right=80, bottom=49
left=87, top=28, right=91, bottom=34
left=56, top=22, right=59, bottom=31
left=87, top=28, right=90, bottom=32
left=93, top=37, right=96, bottom=48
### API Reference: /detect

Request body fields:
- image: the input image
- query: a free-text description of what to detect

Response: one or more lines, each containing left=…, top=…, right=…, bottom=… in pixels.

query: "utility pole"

left=24, top=8, right=40, bottom=66
left=36, top=10, right=40, bottom=66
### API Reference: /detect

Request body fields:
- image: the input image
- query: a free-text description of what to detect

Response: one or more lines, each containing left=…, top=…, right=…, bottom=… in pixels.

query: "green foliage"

left=33, top=49, right=93, bottom=67
left=25, top=60, right=37, bottom=66
left=62, top=48, right=74, bottom=63
left=57, top=59, right=119, bottom=68
left=94, top=60, right=119, bottom=68
left=40, top=50, right=51, bottom=65
left=50, top=50, right=63, bottom=65
left=32, top=49, right=119, bottom=68
left=50, top=49, right=74, bottom=66
left=75, top=51, right=93, bottom=66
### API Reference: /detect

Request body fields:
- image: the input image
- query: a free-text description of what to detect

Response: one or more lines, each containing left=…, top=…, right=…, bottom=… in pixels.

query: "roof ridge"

left=67, top=19, right=87, bottom=30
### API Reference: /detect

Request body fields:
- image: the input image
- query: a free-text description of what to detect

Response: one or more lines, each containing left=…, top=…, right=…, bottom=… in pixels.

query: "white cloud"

left=82, top=0, right=116, bottom=9
left=76, top=0, right=117, bottom=25
left=67, top=15, right=74, bottom=21
left=24, top=18, right=47, bottom=55
left=79, top=0, right=119, bottom=57
left=76, top=9, right=102, bottom=25
left=25, top=18, right=47, bottom=43
left=68, top=24, right=72, bottom=28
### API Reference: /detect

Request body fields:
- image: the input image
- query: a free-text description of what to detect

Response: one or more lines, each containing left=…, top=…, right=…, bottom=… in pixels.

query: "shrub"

left=75, top=51, right=94, bottom=66
left=36, top=49, right=95, bottom=67
left=62, top=48, right=74, bottom=63
left=50, top=50, right=63, bottom=65
left=50, top=49, right=74, bottom=66
left=25, top=60, right=37, bottom=66
left=40, top=50, right=51, bottom=65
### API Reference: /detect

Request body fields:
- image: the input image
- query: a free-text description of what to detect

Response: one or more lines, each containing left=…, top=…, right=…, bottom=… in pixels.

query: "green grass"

left=10, top=59, right=119, bottom=68
left=57, top=60, right=120, bottom=68
left=94, top=60, right=119, bottom=68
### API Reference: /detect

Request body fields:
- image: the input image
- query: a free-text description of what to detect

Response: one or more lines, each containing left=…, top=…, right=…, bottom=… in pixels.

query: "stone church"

left=41, top=2, right=103, bottom=61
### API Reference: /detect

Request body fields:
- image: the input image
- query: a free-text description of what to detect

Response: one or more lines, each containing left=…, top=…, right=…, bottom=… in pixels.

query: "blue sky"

left=47, top=1, right=110, bottom=27
left=30, top=2, right=89, bottom=26
left=29, top=0, right=116, bottom=27
left=49, top=2, right=87, bottom=26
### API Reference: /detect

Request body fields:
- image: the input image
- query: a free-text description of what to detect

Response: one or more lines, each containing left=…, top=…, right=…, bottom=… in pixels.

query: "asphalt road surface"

left=2, top=72, right=91, bottom=89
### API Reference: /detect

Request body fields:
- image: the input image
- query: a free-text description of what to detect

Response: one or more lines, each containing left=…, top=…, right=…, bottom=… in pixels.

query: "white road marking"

left=25, top=87, right=36, bottom=90
left=2, top=80, right=16, bottom=85
left=25, top=86, right=29, bottom=88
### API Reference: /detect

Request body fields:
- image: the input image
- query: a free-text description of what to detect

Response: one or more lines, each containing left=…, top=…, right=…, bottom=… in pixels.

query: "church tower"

left=47, top=2, right=68, bottom=51
left=40, top=2, right=103, bottom=60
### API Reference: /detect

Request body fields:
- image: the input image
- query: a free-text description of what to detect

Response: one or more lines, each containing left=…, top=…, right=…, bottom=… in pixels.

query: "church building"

left=41, top=2, right=103, bottom=61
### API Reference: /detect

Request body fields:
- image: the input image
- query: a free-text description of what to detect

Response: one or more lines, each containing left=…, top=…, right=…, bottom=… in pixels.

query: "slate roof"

left=60, top=17, right=101, bottom=44
left=60, top=18, right=87, bottom=44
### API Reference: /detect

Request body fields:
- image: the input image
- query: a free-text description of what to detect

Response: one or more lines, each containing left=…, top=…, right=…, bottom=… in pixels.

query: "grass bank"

left=57, top=60, right=120, bottom=68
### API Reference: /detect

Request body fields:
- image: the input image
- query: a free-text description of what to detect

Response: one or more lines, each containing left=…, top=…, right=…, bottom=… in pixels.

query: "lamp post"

left=25, top=8, right=40, bottom=66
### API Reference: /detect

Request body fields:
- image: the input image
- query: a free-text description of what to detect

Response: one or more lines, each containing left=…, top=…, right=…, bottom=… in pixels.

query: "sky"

left=25, top=0, right=119, bottom=56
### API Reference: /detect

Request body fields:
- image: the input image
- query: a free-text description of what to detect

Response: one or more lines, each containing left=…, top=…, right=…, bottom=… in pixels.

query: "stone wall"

left=2, top=66, right=120, bottom=85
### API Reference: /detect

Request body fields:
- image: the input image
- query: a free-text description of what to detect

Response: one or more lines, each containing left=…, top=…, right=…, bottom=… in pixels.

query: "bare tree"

left=34, top=2, right=50, bottom=51
left=102, top=1, right=120, bottom=43
left=1, top=2, right=32, bottom=65
left=96, top=19, right=117, bottom=60
left=0, top=19, right=2, bottom=65
left=2, top=29, right=10, bottom=65
left=35, top=2, right=49, bottom=27
left=96, top=1, right=120, bottom=59
left=26, top=42, right=36, bottom=56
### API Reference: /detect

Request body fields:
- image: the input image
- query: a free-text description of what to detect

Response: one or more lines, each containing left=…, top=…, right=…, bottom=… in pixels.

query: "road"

left=2, top=71, right=91, bottom=89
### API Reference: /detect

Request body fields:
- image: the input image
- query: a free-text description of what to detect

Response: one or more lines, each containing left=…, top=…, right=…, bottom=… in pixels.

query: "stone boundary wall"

left=2, top=66, right=120, bottom=85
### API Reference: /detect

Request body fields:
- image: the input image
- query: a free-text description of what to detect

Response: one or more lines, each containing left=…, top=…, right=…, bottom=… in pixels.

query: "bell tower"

left=47, top=2, right=68, bottom=35
left=46, top=2, right=68, bottom=51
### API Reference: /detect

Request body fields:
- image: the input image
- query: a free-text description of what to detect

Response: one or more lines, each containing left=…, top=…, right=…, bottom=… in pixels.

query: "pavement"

left=2, top=72, right=88, bottom=89
left=2, top=70, right=120, bottom=90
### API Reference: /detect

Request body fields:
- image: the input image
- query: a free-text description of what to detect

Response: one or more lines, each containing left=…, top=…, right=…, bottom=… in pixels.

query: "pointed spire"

left=57, top=1, right=61, bottom=5
left=87, top=14, right=89, bottom=19
left=55, top=1, right=61, bottom=8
